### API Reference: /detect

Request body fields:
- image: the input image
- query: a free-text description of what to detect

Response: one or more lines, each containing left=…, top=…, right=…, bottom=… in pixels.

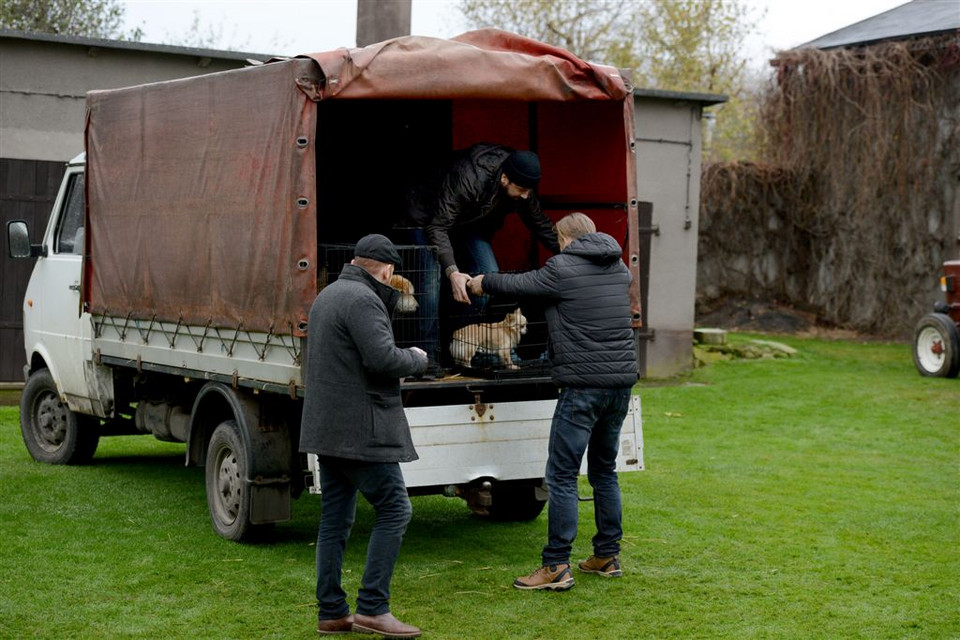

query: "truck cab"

left=8, top=154, right=112, bottom=464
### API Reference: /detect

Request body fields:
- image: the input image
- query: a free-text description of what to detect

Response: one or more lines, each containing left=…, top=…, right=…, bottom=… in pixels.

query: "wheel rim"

left=916, top=326, right=947, bottom=373
left=34, top=390, right=69, bottom=453
left=212, top=445, right=242, bottom=526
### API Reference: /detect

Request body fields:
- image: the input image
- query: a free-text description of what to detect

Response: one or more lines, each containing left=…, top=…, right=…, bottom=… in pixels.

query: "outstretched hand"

left=466, top=274, right=485, bottom=296
left=449, top=271, right=471, bottom=304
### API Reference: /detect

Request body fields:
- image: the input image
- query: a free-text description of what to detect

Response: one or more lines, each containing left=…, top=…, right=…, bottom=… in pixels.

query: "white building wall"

left=634, top=95, right=714, bottom=378
left=0, top=33, right=261, bottom=161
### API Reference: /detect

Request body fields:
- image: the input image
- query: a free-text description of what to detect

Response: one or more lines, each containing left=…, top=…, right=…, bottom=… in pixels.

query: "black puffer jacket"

left=406, top=143, right=560, bottom=273
left=482, top=232, right=637, bottom=388
left=299, top=265, right=428, bottom=462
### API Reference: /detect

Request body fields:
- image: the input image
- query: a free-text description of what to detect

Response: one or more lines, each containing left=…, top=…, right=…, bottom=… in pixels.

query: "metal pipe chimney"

left=356, top=0, right=412, bottom=47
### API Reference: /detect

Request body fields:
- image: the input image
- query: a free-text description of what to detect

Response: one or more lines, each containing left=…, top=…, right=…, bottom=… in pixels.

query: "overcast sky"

left=121, top=0, right=914, bottom=69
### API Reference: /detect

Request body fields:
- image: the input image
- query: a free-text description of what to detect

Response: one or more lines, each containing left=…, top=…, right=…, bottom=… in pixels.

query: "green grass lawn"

left=1, top=335, right=957, bottom=639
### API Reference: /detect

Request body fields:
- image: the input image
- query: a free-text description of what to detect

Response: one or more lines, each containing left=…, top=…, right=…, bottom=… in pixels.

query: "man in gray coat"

left=300, top=234, right=428, bottom=638
left=467, top=213, right=637, bottom=591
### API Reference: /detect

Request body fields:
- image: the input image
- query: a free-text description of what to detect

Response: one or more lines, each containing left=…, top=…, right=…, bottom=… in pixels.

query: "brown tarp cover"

left=84, top=30, right=632, bottom=336
left=303, top=29, right=630, bottom=101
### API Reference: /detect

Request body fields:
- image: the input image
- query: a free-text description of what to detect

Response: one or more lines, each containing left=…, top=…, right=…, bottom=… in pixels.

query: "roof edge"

left=800, top=27, right=958, bottom=51
left=634, top=87, right=728, bottom=106
left=0, top=28, right=274, bottom=62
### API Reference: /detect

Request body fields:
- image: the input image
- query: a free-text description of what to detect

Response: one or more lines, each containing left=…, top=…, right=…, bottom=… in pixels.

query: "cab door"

left=23, top=166, right=97, bottom=413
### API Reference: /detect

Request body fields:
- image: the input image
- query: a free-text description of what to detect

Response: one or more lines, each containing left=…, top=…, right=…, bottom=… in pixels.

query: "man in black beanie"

left=406, top=144, right=559, bottom=303
left=404, top=144, right=560, bottom=367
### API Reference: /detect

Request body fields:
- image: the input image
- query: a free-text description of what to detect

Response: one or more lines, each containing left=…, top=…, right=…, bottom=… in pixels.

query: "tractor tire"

left=912, top=313, right=960, bottom=378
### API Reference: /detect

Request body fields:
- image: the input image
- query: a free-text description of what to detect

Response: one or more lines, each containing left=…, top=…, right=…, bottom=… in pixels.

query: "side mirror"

left=7, top=220, right=46, bottom=258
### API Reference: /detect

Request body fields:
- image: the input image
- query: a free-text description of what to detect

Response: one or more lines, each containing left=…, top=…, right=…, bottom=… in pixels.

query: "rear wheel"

left=20, top=368, right=99, bottom=464
left=913, top=313, right=960, bottom=378
left=205, top=420, right=259, bottom=541
left=487, top=480, right=548, bottom=522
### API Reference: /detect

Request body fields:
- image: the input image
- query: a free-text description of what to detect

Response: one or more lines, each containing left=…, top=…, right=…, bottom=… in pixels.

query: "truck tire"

left=487, top=480, right=547, bottom=522
left=913, top=313, right=960, bottom=378
left=20, top=368, right=100, bottom=464
left=205, top=420, right=260, bottom=542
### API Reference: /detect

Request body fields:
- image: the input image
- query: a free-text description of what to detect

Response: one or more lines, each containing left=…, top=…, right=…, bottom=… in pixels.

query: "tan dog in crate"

left=388, top=274, right=419, bottom=314
left=450, top=308, right=527, bottom=369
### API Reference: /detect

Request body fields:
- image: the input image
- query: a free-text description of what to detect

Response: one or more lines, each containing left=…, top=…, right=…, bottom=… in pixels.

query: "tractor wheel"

left=912, top=313, right=960, bottom=378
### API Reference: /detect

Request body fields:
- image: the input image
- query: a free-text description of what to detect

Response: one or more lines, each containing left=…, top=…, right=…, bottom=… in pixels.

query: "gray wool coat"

left=481, top=232, right=638, bottom=388
left=299, top=264, right=428, bottom=463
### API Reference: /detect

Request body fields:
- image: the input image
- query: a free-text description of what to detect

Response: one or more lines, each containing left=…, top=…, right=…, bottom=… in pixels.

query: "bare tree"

left=459, top=0, right=641, bottom=69
left=458, top=0, right=763, bottom=160
left=1, top=0, right=142, bottom=40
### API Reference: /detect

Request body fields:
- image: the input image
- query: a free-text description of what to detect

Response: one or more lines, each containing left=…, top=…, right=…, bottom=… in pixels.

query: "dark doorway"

left=1, top=158, right=65, bottom=382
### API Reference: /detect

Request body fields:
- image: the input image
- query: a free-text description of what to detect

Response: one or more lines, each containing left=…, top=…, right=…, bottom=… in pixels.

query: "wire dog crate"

left=447, top=295, right=550, bottom=378
left=318, top=245, right=550, bottom=379
left=319, top=244, right=442, bottom=368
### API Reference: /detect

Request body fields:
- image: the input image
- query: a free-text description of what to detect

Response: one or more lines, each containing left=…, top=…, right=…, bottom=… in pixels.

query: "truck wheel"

left=20, top=368, right=100, bottom=464
left=205, top=420, right=257, bottom=542
left=913, top=313, right=960, bottom=378
left=487, top=480, right=547, bottom=522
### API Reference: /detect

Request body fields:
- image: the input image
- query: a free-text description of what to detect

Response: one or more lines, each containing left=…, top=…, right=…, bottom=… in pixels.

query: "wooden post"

left=356, top=0, right=412, bottom=47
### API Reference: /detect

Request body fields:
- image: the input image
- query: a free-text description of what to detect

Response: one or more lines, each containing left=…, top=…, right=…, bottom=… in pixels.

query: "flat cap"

left=354, top=233, right=402, bottom=267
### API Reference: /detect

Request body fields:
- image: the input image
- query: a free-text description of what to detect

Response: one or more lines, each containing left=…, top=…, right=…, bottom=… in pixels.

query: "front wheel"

left=912, top=313, right=960, bottom=378
left=205, top=420, right=260, bottom=542
left=20, top=368, right=100, bottom=464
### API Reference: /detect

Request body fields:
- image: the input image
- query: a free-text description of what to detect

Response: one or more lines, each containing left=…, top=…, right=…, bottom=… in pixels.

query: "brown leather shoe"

left=513, top=563, right=575, bottom=591
left=317, top=614, right=354, bottom=635
left=578, top=555, right=623, bottom=578
left=352, top=612, right=422, bottom=638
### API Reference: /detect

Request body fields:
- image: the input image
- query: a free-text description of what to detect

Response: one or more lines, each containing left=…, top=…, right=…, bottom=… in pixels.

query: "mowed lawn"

left=0, top=335, right=957, bottom=639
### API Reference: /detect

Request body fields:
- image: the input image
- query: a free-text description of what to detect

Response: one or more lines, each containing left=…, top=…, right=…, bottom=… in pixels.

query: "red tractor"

left=913, top=260, right=960, bottom=378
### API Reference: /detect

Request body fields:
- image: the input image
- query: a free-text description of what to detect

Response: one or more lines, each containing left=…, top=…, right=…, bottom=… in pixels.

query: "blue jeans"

left=315, top=457, right=412, bottom=619
left=410, top=229, right=500, bottom=360
left=542, top=387, right=632, bottom=566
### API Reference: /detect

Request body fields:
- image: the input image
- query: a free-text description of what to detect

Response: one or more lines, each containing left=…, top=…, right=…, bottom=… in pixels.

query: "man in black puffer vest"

left=467, top=212, right=637, bottom=591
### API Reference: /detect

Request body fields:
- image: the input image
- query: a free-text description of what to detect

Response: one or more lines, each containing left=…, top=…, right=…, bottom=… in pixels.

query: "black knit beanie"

left=503, top=150, right=541, bottom=188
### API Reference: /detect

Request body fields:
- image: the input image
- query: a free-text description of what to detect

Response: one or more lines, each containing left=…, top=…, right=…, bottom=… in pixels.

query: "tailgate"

left=308, top=395, right=642, bottom=493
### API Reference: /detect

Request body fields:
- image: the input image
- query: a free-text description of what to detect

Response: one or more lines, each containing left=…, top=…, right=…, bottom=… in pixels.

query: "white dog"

left=450, top=308, right=527, bottom=369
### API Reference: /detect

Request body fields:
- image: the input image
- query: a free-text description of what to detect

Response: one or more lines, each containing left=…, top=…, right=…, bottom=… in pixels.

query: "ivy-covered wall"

left=697, top=35, right=960, bottom=337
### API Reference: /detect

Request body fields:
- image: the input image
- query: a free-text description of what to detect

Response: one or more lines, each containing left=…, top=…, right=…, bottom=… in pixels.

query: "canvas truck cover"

left=84, top=30, right=633, bottom=336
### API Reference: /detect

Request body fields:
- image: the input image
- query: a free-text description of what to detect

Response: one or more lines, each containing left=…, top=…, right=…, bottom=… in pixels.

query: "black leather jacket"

left=406, top=143, right=560, bottom=273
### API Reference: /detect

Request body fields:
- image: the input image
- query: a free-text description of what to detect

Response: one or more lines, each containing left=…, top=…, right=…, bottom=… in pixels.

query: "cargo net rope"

left=318, top=245, right=550, bottom=379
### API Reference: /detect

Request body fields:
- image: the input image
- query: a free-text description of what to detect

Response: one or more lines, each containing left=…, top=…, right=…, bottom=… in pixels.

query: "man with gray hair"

left=467, top=212, right=637, bottom=591
left=300, top=234, right=428, bottom=637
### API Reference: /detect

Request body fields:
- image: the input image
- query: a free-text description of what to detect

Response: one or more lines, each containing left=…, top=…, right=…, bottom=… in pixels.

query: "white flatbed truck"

left=7, top=33, right=644, bottom=541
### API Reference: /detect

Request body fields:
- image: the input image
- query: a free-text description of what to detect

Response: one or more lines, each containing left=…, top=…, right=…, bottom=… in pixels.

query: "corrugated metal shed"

left=802, top=0, right=960, bottom=50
